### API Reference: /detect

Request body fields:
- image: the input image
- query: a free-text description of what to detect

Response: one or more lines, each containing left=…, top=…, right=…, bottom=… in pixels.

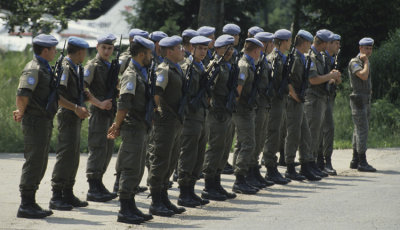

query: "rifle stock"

left=145, top=58, right=157, bottom=128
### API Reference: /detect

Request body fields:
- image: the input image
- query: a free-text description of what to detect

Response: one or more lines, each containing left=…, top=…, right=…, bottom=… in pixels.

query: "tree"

left=0, top=0, right=103, bottom=35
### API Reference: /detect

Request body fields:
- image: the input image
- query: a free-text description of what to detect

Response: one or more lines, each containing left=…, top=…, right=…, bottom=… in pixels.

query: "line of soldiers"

left=13, top=23, right=377, bottom=224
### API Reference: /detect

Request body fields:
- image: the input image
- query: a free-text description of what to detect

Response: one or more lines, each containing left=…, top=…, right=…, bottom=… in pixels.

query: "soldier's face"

left=216, top=46, right=233, bottom=61
left=233, top=34, right=239, bottom=46
left=360, top=46, right=373, bottom=57
left=143, top=49, right=153, bottom=67
left=193, top=44, right=208, bottom=62
left=169, top=44, right=184, bottom=63
left=266, top=41, right=274, bottom=54
left=97, top=44, right=114, bottom=61
left=333, top=40, right=341, bottom=54
left=208, top=34, right=215, bottom=48
left=43, top=46, right=57, bottom=62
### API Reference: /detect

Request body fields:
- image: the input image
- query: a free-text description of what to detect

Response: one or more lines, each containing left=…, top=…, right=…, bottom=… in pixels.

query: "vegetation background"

left=1, top=0, right=399, bottom=152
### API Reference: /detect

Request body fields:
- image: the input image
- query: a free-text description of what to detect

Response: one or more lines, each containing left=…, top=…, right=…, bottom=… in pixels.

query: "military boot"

left=17, top=193, right=53, bottom=219
left=215, top=174, right=236, bottom=199
left=317, top=153, right=325, bottom=171
left=245, top=167, right=266, bottom=189
left=87, top=179, right=114, bottom=202
left=189, top=182, right=209, bottom=205
left=98, top=178, right=117, bottom=199
left=131, top=196, right=153, bottom=221
left=253, top=166, right=274, bottom=187
left=63, top=188, right=88, bottom=207
left=324, top=157, right=337, bottom=175
left=113, top=172, right=120, bottom=195
left=161, top=188, right=186, bottom=214
left=222, top=163, right=234, bottom=175
left=149, top=189, right=174, bottom=217
left=278, top=150, right=286, bottom=166
left=358, top=152, right=377, bottom=172
left=266, top=166, right=289, bottom=185
left=232, top=175, right=258, bottom=194
left=300, top=162, right=321, bottom=181
left=178, top=185, right=201, bottom=207
left=310, top=161, right=328, bottom=178
left=117, top=199, right=145, bottom=225
left=350, top=149, right=359, bottom=169
left=285, top=163, right=306, bottom=181
left=49, top=189, right=73, bottom=211
left=201, top=177, right=227, bottom=201
left=172, top=170, right=178, bottom=182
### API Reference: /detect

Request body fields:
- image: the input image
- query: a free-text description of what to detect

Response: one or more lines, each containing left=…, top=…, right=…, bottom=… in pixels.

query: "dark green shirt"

left=348, top=55, right=372, bottom=96
left=307, top=46, right=327, bottom=96
left=209, top=59, right=231, bottom=111
left=237, top=54, right=256, bottom=109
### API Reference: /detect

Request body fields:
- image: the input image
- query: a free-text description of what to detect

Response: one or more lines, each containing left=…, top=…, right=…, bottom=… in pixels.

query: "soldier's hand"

left=328, top=78, right=336, bottom=85
left=75, top=106, right=90, bottom=119
left=100, top=99, right=113, bottom=110
left=13, top=109, right=23, bottom=122
left=330, top=70, right=341, bottom=81
left=360, top=53, right=368, bottom=62
left=107, top=123, right=120, bottom=139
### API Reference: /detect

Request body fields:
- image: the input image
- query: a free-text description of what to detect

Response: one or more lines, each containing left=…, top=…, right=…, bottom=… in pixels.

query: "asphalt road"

left=0, top=148, right=399, bottom=229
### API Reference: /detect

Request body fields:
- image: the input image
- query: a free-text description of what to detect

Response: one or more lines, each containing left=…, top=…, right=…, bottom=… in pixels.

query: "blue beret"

left=190, top=36, right=212, bottom=46
left=359, top=37, right=374, bottom=46
left=149, top=31, right=168, bottom=42
left=159, top=35, right=182, bottom=47
left=214, top=34, right=234, bottom=48
left=129, top=29, right=149, bottom=38
left=274, top=29, right=292, bottom=40
left=197, top=26, right=215, bottom=37
left=134, top=36, right=155, bottom=51
left=246, top=38, right=264, bottom=48
left=297, top=29, right=313, bottom=42
left=223, top=23, right=241, bottom=35
left=97, top=33, right=117, bottom=44
left=182, top=29, right=199, bottom=38
left=254, top=32, right=274, bottom=42
left=32, top=34, right=58, bottom=47
left=248, top=26, right=264, bottom=36
left=332, top=34, right=341, bottom=41
left=67, top=36, right=89, bottom=49
left=316, top=29, right=334, bottom=42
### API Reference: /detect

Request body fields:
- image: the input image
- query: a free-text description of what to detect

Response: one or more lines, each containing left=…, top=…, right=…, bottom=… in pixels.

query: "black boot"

left=310, top=161, right=328, bottom=178
left=317, top=153, right=325, bottom=171
left=133, top=185, right=148, bottom=194
left=358, top=152, right=377, bottom=172
left=215, top=174, right=236, bottom=199
left=300, top=162, right=321, bottom=181
left=113, top=172, right=120, bottom=195
left=178, top=185, right=201, bottom=207
left=201, top=177, right=227, bottom=201
left=49, top=189, right=73, bottom=211
left=87, top=179, right=114, bottom=202
left=266, top=166, right=289, bottom=185
left=189, top=182, right=209, bottom=205
left=232, top=175, right=258, bottom=194
left=63, top=188, right=88, bottom=207
left=117, top=199, right=145, bottom=225
left=98, top=178, right=118, bottom=199
left=222, top=163, right=234, bottom=175
left=173, top=170, right=178, bottom=182
left=161, top=188, right=186, bottom=214
left=285, top=163, right=306, bottom=181
left=350, top=149, right=359, bottom=169
left=131, top=196, right=153, bottom=221
left=17, top=194, right=53, bottom=219
left=278, top=150, right=286, bottom=166
left=149, top=189, right=174, bottom=217
left=245, top=167, right=266, bottom=189
left=324, top=157, right=337, bottom=175
left=253, top=166, right=274, bottom=187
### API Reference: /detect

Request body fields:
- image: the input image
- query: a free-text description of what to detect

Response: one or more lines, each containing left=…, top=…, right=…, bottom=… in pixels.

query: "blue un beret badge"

left=157, top=75, right=164, bottom=82
left=239, top=73, right=245, bottom=80
left=61, top=73, right=66, bottom=81
left=84, top=69, right=90, bottom=77
left=27, top=76, right=35, bottom=85
left=126, top=82, right=134, bottom=90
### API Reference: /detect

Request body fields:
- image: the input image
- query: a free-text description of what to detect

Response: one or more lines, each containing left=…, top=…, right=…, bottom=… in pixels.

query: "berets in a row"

left=33, top=34, right=59, bottom=47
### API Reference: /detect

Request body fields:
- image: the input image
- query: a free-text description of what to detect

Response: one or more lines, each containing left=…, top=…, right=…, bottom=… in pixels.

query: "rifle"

left=46, top=40, right=66, bottom=116
left=190, top=46, right=232, bottom=109
left=278, top=37, right=297, bottom=99
left=248, top=52, right=266, bottom=105
left=326, top=48, right=340, bottom=94
left=78, top=64, right=85, bottom=106
left=265, top=51, right=279, bottom=99
left=144, top=58, right=157, bottom=128
left=298, top=49, right=313, bottom=102
left=226, top=54, right=239, bottom=113
left=178, top=47, right=197, bottom=121
left=105, top=35, right=123, bottom=113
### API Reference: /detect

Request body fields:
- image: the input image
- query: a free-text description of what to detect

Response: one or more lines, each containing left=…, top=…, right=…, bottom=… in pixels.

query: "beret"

left=159, top=35, right=183, bottom=47
left=297, top=29, right=313, bottom=42
left=32, top=34, right=59, bottom=47
left=332, top=34, right=341, bottom=41
left=274, top=29, right=292, bottom=40
left=245, top=38, right=264, bottom=48
left=190, top=36, right=212, bottom=46
left=316, top=29, right=334, bottom=42
left=254, top=32, right=274, bottom=42
left=197, top=26, right=215, bottom=37
left=223, top=23, right=241, bottom=35
left=134, top=36, right=155, bottom=51
left=97, top=33, right=117, bottom=44
left=359, top=37, right=374, bottom=46
left=248, top=26, right=264, bottom=36
left=67, top=36, right=89, bottom=48
left=149, top=31, right=168, bottom=42
left=214, top=34, right=235, bottom=48
left=129, top=28, right=149, bottom=38
left=182, top=29, right=199, bottom=38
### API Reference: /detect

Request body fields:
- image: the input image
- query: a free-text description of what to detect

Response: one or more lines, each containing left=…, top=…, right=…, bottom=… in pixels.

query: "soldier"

left=348, top=37, right=376, bottom=172
left=84, top=33, right=119, bottom=202
left=107, top=36, right=155, bottom=224
left=317, top=33, right=342, bottom=175
left=13, top=34, right=58, bottom=219
left=147, top=36, right=186, bottom=217
left=182, top=29, right=199, bottom=59
left=262, top=29, right=292, bottom=185
left=149, top=31, right=168, bottom=65
left=177, top=36, right=212, bottom=207
left=197, top=26, right=216, bottom=66
left=284, top=30, right=321, bottom=181
left=303, top=29, right=341, bottom=178
left=246, top=32, right=275, bottom=187
left=119, top=29, right=149, bottom=75
left=202, top=35, right=237, bottom=201
left=232, top=38, right=264, bottom=194
left=50, top=37, right=109, bottom=211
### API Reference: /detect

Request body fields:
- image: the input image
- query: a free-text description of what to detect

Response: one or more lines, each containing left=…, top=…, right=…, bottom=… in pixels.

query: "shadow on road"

left=45, top=217, right=103, bottom=225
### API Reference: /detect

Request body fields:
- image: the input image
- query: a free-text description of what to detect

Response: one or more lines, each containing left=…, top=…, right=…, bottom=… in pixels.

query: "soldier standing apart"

left=84, top=34, right=119, bottom=202
left=107, top=36, right=155, bottom=224
left=177, top=36, right=212, bottom=208
left=284, top=30, right=321, bottom=181
left=202, top=35, right=237, bottom=201
left=13, top=34, right=58, bottom=219
left=232, top=38, right=264, bottom=194
left=317, top=33, right=342, bottom=175
left=303, top=29, right=341, bottom=178
left=50, top=37, right=108, bottom=211
left=147, top=36, right=186, bottom=217
left=197, top=26, right=216, bottom=67
left=348, top=38, right=376, bottom=172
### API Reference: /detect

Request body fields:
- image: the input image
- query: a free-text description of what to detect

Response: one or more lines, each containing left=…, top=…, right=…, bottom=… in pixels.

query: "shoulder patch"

left=126, top=82, right=134, bottom=91
left=61, top=73, right=66, bottom=81
left=119, top=60, right=123, bottom=65
left=84, top=69, right=90, bottom=77
left=27, top=76, right=35, bottom=85
left=157, top=75, right=164, bottom=83
left=239, top=73, right=245, bottom=80
left=353, top=63, right=360, bottom=68
left=310, top=61, right=315, bottom=68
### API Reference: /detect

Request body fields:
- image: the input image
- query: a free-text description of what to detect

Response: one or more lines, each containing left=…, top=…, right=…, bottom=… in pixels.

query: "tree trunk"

left=198, top=0, right=224, bottom=36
